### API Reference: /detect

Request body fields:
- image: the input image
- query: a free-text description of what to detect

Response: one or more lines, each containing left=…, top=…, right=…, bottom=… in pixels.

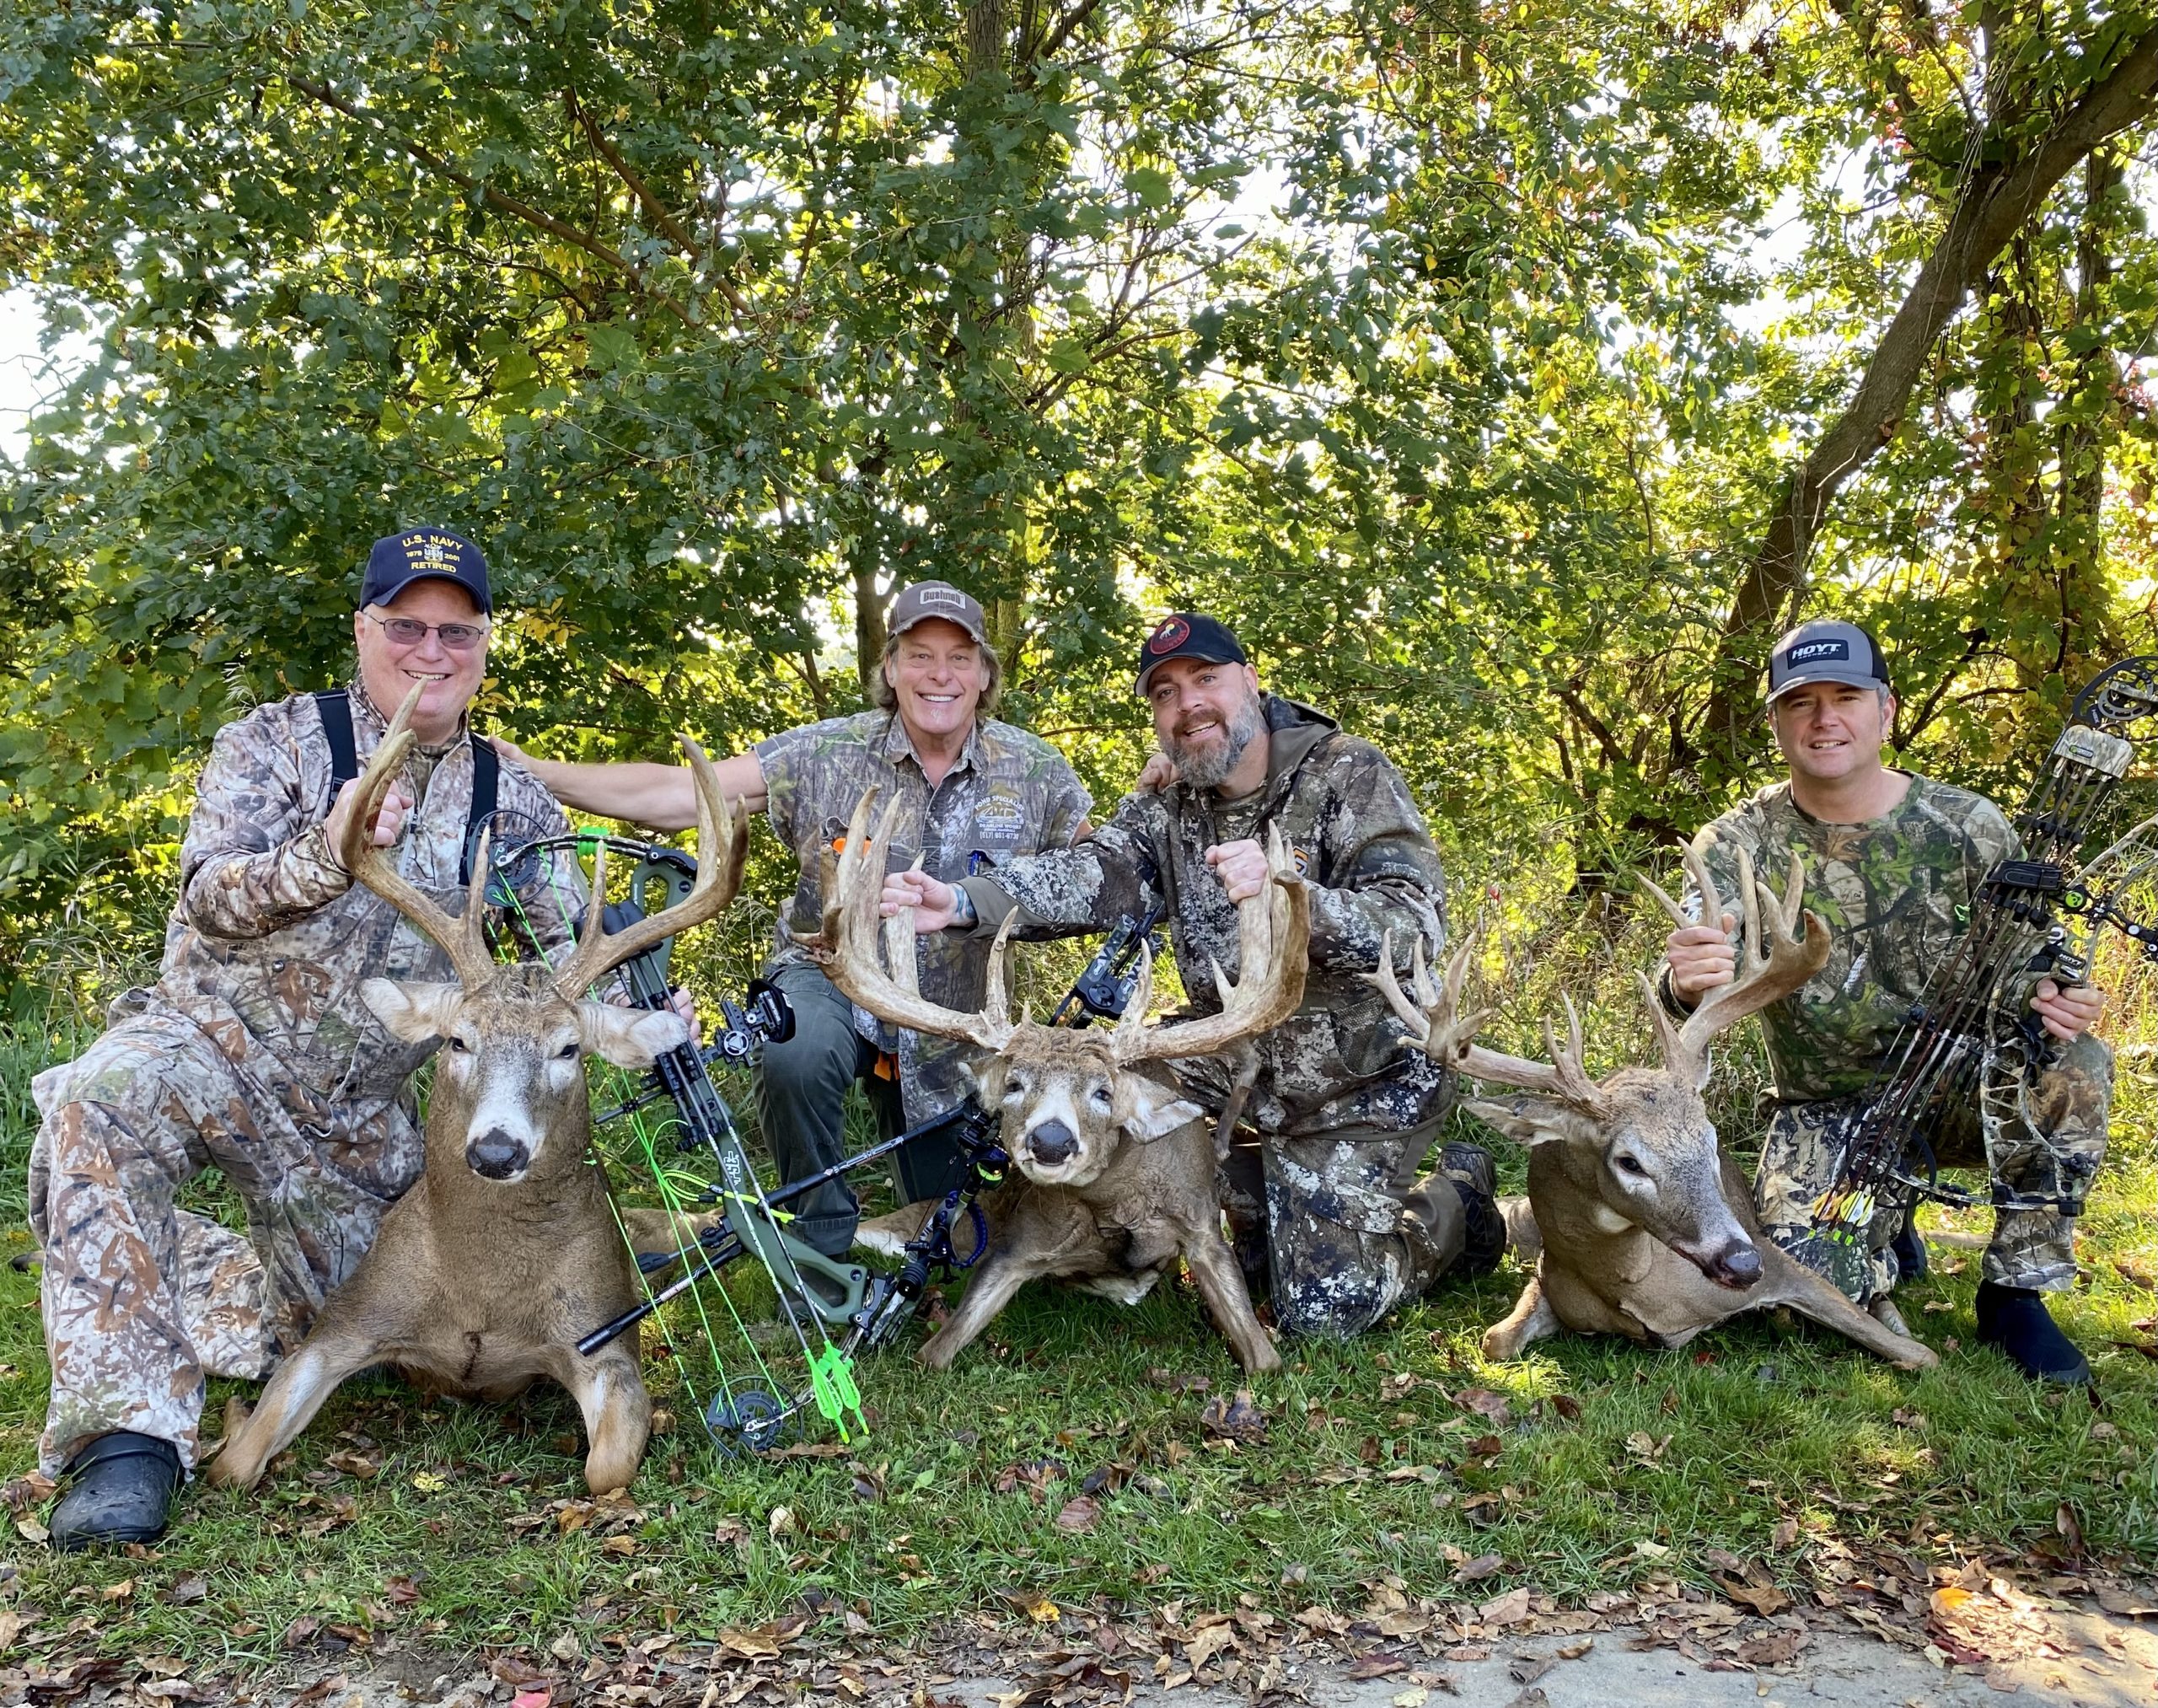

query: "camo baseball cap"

left=1765, top=619, right=1890, bottom=703
left=888, top=581, right=988, bottom=645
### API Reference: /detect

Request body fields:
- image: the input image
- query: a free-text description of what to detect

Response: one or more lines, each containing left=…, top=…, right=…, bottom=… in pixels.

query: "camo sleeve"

left=962, top=797, right=1167, bottom=938
left=179, top=710, right=353, bottom=941
left=1302, top=744, right=1447, bottom=975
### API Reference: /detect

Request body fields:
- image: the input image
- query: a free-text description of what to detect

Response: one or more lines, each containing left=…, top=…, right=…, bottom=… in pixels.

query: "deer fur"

left=1376, top=847, right=1937, bottom=1372
left=208, top=690, right=748, bottom=1494
left=813, top=792, right=1312, bottom=1372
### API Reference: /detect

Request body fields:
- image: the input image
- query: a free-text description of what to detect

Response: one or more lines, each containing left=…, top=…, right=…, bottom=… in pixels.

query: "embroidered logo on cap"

left=1786, top=638, right=1851, bottom=667
left=918, top=587, right=968, bottom=611
left=1147, top=616, right=1191, bottom=653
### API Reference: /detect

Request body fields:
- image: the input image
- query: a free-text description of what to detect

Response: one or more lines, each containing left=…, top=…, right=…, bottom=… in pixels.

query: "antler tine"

left=1366, top=929, right=1436, bottom=1041
left=1116, top=824, right=1311, bottom=1065
left=1671, top=842, right=1831, bottom=1079
left=550, top=735, right=747, bottom=999
left=813, top=787, right=1014, bottom=1054
left=341, top=682, right=498, bottom=991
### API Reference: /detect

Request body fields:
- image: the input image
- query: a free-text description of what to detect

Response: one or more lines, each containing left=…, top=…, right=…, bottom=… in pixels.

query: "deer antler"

left=548, top=737, right=749, bottom=1001
left=340, top=683, right=498, bottom=991
left=815, top=790, right=1018, bottom=1053
left=1637, top=841, right=1830, bottom=1086
left=1110, top=824, right=1311, bottom=1066
left=1371, top=932, right=1609, bottom=1116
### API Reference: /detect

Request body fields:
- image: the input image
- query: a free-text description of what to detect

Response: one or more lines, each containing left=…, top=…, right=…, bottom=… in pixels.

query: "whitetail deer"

left=208, top=696, right=748, bottom=1495
left=813, top=791, right=1309, bottom=1372
left=1373, top=847, right=1937, bottom=1369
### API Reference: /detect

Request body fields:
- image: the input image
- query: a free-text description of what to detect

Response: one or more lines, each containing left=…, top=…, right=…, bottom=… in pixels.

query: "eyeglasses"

left=362, top=612, right=491, bottom=651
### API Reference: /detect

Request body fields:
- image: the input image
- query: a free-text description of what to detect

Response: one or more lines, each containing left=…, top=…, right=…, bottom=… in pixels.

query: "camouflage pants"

left=1755, top=1031, right=2112, bottom=1298
left=1220, top=1114, right=1468, bottom=1339
left=28, top=1009, right=424, bottom=1474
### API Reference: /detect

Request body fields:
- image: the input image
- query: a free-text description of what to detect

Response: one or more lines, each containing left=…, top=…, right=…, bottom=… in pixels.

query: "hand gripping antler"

left=816, top=789, right=1019, bottom=1053
left=546, top=737, right=749, bottom=1001
left=1371, top=933, right=1610, bottom=1117
left=1636, top=842, right=1831, bottom=1087
left=338, top=684, right=497, bottom=991
left=1110, top=824, right=1311, bottom=1066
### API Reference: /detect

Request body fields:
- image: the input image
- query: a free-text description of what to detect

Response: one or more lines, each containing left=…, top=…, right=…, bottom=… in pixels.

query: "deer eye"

left=556, top=1041, right=579, bottom=1061
left=1003, top=1074, right=1030, bottom=1100
left=1612, top=1152, right=1650, bottom=1179
left=1088, top=1083, right=1114, bottom=1110
left=447, top=1035, right=471, bottom=1054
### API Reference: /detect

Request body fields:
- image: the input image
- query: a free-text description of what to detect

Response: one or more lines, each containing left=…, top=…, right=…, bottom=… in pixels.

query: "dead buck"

left=207, top=699, right=748, bottom=1495
left=813, top=792, right=1309, bottom=1372
left=1373, top=847, right=1936, bottom=1371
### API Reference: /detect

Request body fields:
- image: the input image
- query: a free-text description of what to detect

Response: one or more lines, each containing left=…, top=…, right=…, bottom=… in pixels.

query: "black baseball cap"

left=1765, top=619, right=1889, bottom=703
left=1135, top=613, right=1248, bottom=695
left=360, top=528, right=492, bottom=616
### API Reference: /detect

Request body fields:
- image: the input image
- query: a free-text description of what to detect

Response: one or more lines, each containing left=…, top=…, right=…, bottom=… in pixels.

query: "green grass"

left=1, top=916, right=2154, bottom=1673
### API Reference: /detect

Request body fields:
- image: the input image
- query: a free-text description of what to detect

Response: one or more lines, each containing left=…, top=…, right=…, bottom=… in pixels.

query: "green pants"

left=752, top=963, right=969, bottom=1255
left=1755, top=1031, right=2112, bottom=1297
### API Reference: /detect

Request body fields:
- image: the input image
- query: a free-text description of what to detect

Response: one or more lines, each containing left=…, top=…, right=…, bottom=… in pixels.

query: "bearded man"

left=884, top=614, right=1505, bottom=1339
left=30, top=530, right=577, bottom=1546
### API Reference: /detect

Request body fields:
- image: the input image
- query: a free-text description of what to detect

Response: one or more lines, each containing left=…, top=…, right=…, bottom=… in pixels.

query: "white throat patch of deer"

left=208, top=684, right=750, bottom=1495
left=1376, top=843, right=1937, bottom=1371
left=812, top=789, right=1310, bottom=1371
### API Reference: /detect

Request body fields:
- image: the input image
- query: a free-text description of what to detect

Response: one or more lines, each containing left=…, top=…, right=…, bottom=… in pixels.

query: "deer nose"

left=1028, top=1120, right=1078, bottom=1165
left=468, top=1128, right=530, bottom=1180
left=1706, top=1238, right=1763, bottom=1290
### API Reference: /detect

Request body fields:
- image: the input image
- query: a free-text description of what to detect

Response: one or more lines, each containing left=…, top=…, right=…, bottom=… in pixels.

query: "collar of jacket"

left=879, top=709, right=985, bottom=777
left=349, top=678, right=475, bottom=749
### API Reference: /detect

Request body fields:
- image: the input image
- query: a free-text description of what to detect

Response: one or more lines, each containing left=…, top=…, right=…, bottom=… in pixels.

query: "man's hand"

left=880, top=868, right=961, bottom=932
left=1205, top=838, right=1270, bottom=905
left=1137, top=751, right=1178, bottom=793
left=2032, top=978, right=2103, bottom=1043
left=326, top=778, right=412, bottom=867
left=668, top=985, right=701, bottom=1045
left=1664, top=911, right=1738, bottom=1002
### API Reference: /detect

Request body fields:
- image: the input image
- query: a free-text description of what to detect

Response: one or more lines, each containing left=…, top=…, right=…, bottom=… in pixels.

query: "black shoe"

left=1975, top=1281, right=2092, bottom=1385
left=1439, top=1142, right=1506, bottom=1278
left=1889, top=1209, right=1927, bottom=1283
left=47, top=1431, right=181, bottom=1551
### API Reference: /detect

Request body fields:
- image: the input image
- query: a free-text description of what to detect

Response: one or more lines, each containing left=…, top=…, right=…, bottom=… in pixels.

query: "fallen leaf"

left=13, top=1517, right=46, bottom=1544
left=1720, top=1579, right=1790, bottom=1616
left=1504, top=1690, right=1549, bottom=1708
left=1507, top=1655, right=1554, bottom=1684
left=1479, top=1587, right=1533, bottom=1625
left=1392, top=1690, right=1429, bottom=1708
left=767, top=1506, right=797, bottom=1540
left=1454, top=1388, right=1511, bottom=1424
left=1737, top=1630, right=1802, bottom=1667
left=2055, top=1503, right=2086, bottom=1559
left=1452, top=1553, right=1505, bottom=1583
left=511, top=1691, right=551, bottom=1708
left=1199, top=1388, right=1269, bottom=1444
left=1770, top=1517, right=1799, bottom=1551
left=410, top=1471, right=447, bottom=1493
left=717, top=1625, right=783, bottom=1660
left=1555, top=1639, right=1594, bottom=1660
left=1055, top=1496, right=1099, bottom=1533
left=1547, top=1394, right=1582, bottom=1421
left=162, top=1572, right=208, bottom=1606
left=325, top=1449, right=381, bottom=1480
left=601, top=1535, right=637, bottom=1556
left=1025, top=1596, right=1060, bottom=1624
left=1345, top=1656, right=1407, bottom=1680
left=1184, top=1625, right=1236, bottom=1672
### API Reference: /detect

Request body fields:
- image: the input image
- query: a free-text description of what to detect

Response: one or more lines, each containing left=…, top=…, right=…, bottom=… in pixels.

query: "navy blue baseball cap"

left=1135, top=613, right=1248, bottom=694
left=1765, top=619, right=1889, bottom=703
left=360, top=528, right=492, bottom=616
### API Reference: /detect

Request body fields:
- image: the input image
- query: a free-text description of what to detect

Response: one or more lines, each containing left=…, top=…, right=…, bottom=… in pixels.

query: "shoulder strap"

left=313, top=690, right=358, bottom=818
left=462, top=736, right=500, bottom=885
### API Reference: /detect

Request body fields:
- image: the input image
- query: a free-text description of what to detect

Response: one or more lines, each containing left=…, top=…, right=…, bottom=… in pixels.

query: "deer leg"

left=917, top=1251, right=1051, bottom=1370
left=1756, top=1248, right=1938, bottom=1369
left=1183, top=1232, right=1280, bottom=1373
left=556, top=1347, right=651, bottom=1496
left=203, top=1323, right=380, bottom=1490
left=1480, top=1271, right=1561, bottom=1362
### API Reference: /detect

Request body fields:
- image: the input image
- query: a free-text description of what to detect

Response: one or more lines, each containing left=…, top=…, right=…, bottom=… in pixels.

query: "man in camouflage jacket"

left=511, top=582, right=1091, bottom=1256
left=29, top=530, right=576, bottom=1545
left=1662, top=620, right=2110, bottom=1383
left=888, top=615, right=1505, bottom=1340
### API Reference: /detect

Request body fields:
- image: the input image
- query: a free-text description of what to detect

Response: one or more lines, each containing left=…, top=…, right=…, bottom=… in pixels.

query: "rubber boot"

left=1889, top=1207, right=1928, bottom=1283
left=1438, top=1142, right=1506, bottom=1277
left=47, top=1431, right=181, bottom=1551
left=1975, top=1281, right=2092, bottom=1385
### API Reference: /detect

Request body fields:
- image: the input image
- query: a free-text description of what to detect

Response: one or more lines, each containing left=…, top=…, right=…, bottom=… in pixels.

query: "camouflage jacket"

left=129, top=685, right=576, bottom=1114
left=1674, top=775, right=2020, bottom=1102
left=963, top=696, right=1451, bottom=1139
left=754, top=710, right=1092, bottom=1124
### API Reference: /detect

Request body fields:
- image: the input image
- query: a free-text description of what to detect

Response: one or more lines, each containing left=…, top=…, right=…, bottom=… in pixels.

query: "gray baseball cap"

left=888, top=581, right=988, bottom=645
left=1765, top=619, right=1890, bottom=703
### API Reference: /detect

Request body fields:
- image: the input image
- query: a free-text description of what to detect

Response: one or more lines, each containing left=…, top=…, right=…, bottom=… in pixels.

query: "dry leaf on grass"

left=1452, top=1554, right=1505, bottom=1583
left=1198, top=1388, right=1269, bottom=1444
left=1055, top=1496, right=1099, bottom=1533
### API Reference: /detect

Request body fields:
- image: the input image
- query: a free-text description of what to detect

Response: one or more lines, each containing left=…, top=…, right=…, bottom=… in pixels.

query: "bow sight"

left=471, top=817, right=1146, bottom=1456
left=1796, top=653, right=2158, bottom=1299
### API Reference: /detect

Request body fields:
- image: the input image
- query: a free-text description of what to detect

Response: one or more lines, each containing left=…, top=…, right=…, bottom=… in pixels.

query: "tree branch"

left=567, top=94, right=749, bottom=316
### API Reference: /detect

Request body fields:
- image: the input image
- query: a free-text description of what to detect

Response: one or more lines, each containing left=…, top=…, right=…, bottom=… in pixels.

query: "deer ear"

left=1464, top=1095, right=1598, bottom=1147
left=578, top=1002, right=690, bottom=1068
left=1123, top=1077, right=1205, bottom=1143
left=361, top=978, right=461, bottom=1043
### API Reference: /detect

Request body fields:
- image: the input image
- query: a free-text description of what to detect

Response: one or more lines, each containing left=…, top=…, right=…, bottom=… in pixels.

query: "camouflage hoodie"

left=1677, top=775, right=2020, bottom=1103
left=962, top=696, right=1451, bottom=1138
left=132, top=685, right=576, bottom=1112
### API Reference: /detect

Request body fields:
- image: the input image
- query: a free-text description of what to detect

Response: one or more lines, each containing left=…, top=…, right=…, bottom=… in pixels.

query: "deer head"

left=1374, top=845, right=1829, bottom=1290
left=345, top=687, right=749, bottom=1184
left=814, top=790, right=1311, bottom=1189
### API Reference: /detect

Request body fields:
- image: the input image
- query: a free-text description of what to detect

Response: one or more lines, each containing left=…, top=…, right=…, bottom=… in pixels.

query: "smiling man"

left=26, top=529, right=578, bottom=1547
left=1661, top=619, right=2112, bottom=1383
left=884, top=614, right=1506, bottom=1342
left=511, top=582, right=1092, bottom=1256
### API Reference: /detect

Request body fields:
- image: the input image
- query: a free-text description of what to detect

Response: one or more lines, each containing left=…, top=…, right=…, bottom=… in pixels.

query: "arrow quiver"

left=1795, top=655, right=2158, bottom=1299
